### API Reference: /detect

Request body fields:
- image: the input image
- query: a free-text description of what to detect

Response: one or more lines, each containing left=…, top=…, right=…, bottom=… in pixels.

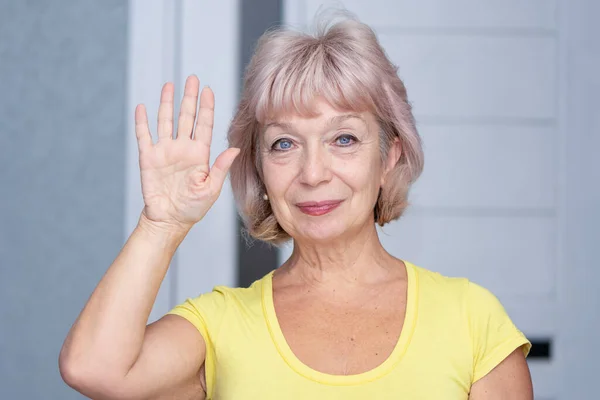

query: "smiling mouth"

left=296, top=200, right=343, bottom=216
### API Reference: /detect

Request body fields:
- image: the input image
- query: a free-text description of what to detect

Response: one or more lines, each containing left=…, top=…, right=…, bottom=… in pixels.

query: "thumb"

left=209, top=147, right=240, bottom=192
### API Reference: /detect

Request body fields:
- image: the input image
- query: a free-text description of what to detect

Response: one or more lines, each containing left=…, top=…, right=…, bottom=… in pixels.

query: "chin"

left=293, top=220, right=351, bottom=243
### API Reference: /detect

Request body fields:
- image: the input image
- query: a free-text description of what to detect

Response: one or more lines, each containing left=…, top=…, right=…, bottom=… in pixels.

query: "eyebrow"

left=264, top=121, right=293, bottom=131
left=264, top=113, right=366, bottom=132
left=327, top=113, right=366, bottom=126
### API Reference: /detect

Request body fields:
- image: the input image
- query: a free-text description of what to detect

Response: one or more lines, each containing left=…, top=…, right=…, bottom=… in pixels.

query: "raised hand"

left=134, top=75, right=239, bottom=233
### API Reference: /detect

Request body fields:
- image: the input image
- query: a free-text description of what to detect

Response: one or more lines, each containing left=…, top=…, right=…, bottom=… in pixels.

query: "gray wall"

left=559, top=0, right=600, bottom=396
left=0, top=1, right=128, bottom=398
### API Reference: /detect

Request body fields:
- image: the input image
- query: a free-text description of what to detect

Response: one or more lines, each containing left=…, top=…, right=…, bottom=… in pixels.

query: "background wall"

left=0, top=1, right=128, bottom=398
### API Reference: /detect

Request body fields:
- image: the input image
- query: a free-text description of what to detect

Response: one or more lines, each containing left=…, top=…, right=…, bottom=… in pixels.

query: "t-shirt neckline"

left=261, top=260, right=419, bottom=385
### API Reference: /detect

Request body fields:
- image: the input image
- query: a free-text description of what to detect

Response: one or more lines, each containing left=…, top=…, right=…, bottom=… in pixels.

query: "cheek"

left=339, top=167, right=380, bottom=196
left=261, top=157, right=299, bottom=194
left=333, top=151, right=383, bottom=192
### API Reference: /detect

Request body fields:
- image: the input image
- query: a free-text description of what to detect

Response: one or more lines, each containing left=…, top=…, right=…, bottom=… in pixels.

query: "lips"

left=296, top=200, right=343, bottom=216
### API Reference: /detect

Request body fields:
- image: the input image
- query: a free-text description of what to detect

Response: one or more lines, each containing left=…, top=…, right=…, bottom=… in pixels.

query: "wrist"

left=135, top=212, right=191, bottom=249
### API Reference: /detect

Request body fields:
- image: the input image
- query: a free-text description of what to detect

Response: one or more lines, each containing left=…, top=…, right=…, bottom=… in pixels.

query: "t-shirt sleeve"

left=466, top=281, right=531, bottom=383
left=166, top=286, right=229, bottom=345
left=166, top=286, right=230, bottom=395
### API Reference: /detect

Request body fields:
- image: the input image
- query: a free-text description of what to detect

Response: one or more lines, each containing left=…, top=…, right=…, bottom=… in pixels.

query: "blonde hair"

left=228, top=12, right=424, bottom=244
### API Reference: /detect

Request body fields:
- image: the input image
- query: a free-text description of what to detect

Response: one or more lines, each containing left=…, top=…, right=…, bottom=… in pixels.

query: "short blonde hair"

left=228, top=12, right=424, bottom=244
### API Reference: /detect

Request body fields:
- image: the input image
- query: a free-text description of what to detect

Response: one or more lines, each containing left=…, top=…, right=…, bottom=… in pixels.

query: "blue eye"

left=336, top=134, right=356, bottom=146
left=272, top=138, right=293, bottom=151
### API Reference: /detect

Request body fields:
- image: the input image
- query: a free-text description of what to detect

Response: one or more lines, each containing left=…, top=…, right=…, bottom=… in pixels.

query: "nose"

left=299, top=144, right=332, bottom=187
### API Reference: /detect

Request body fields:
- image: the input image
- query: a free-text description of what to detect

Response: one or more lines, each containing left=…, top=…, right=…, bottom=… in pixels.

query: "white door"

left=281, top=1, right=600, bottom=398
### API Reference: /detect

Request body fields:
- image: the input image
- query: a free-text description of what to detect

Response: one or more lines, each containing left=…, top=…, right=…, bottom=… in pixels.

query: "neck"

left=281, top=221, right=401, bottom=288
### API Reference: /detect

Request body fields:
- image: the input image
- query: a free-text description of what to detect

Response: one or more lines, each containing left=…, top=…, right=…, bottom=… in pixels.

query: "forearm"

left=60, top=213, right=188, bottom=380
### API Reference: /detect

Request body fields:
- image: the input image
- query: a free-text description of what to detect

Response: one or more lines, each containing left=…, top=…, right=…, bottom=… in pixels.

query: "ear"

left=381, top=138, right=402, bottom=186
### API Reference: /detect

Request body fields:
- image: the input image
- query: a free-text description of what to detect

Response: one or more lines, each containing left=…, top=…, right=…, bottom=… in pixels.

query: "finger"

left=157, top=82, right=175, bottom=141
left=177, top=75, right=200, bottom=140
left=194, top=86, right=215, bottom=158
left=209, top=147, right=240, bottom=192
left=135, top=104, right=153, bottom=152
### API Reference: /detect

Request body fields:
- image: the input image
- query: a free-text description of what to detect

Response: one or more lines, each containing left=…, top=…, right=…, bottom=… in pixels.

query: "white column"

left=126, top=0, right=177, bottom=322
left=175, top=0, right=240, bottom=300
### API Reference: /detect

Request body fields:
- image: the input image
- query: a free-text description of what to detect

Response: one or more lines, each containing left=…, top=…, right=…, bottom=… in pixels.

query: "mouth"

left=295, top=200, right=344, bottom=216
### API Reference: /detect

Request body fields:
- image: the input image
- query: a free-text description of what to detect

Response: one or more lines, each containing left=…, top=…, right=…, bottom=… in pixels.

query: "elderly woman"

left=60, top=15, right=532, bottom=400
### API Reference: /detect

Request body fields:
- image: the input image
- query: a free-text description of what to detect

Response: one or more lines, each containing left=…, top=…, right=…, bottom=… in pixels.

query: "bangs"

left=253, top=41, right=380, bottom=123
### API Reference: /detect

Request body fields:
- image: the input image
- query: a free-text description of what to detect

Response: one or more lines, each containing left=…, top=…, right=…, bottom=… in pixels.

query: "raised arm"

left=59, top=76, right=239, bottom=399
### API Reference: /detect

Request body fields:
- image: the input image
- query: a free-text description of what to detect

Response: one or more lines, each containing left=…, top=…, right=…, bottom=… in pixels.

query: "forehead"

left=263, top=97, right=374, bottom=131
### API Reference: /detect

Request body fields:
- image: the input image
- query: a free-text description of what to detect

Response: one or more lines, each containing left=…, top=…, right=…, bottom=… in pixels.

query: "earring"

left=263, top=193, right=269, bottom=201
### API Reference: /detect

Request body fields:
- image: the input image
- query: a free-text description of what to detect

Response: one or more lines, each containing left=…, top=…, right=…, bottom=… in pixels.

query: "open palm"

left=134, top=75, right=239, bottom=231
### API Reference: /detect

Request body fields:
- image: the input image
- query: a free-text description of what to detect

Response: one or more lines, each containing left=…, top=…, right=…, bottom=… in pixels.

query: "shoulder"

left=167, top=271, right=271, bottom=337
left=186, top=271, right=269, bottom=311
left=408, top=261, right=516, bottom=329
left=409, top=261, right=469, bottom=302
left=408, top=261, right=530, bottom=376
left=409, top=261, right=501, bottom=307
left=214, top=274, right=266, bottom=311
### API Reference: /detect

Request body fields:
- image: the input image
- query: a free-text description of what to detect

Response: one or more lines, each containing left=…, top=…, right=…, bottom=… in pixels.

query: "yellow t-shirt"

left=167, top=260, right=531, bottom=399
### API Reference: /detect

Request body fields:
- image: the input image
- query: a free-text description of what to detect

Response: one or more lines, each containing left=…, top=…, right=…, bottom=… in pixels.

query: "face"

left=260, top=97, right=400, bottom=243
